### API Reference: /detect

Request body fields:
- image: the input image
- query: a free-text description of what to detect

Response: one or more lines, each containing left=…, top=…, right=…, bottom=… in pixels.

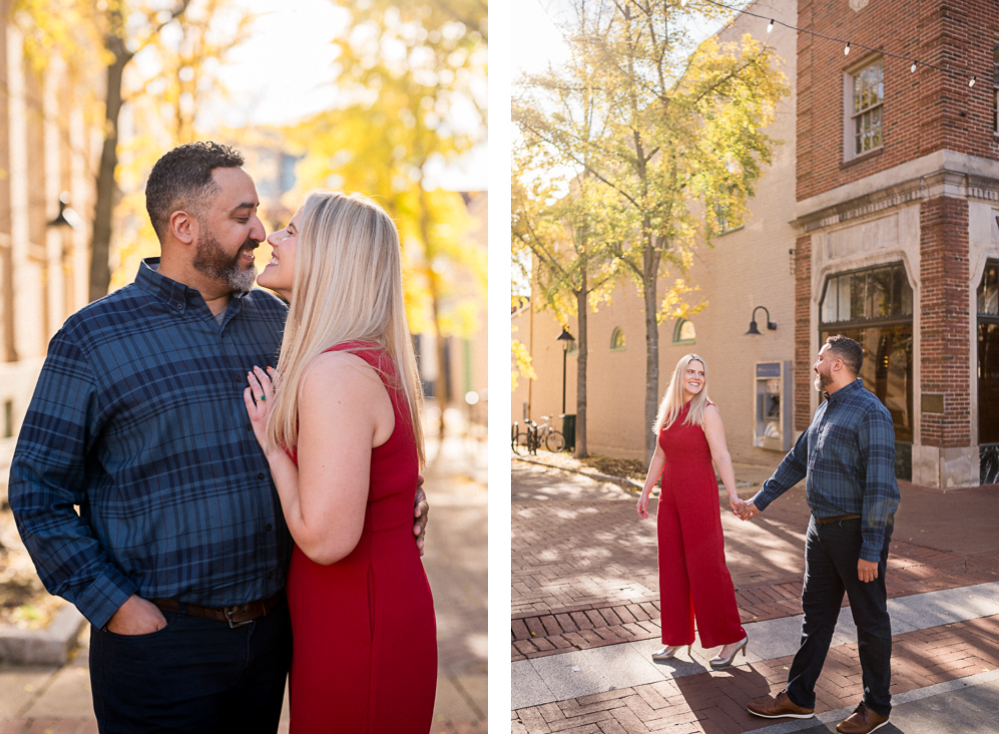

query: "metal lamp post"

left=556, top=328, right=575, bottom=413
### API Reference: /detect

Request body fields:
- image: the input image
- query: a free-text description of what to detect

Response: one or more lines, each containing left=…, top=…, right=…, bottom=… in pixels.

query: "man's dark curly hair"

left=145, top=141, right=244, bottom=241
left=825, top=334, right=864, bottom=376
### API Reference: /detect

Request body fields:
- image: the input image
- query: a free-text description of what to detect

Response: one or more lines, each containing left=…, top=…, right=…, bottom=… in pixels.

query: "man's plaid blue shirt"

left=750, top=379, right=900, bottom=562
left=9, top=259, right=292, bottom=629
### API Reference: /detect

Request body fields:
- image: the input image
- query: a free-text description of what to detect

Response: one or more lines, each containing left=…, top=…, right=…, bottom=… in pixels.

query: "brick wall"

left=919, top=195, right=971, bottom=448
left=793, top=234, right=813, bottom=431
left=797, top=0, right=998, bottom=202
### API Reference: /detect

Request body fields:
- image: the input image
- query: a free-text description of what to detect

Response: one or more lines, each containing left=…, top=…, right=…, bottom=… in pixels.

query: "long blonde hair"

left=652, top=354, right=711, bottom=434
left=265, top=190, right=425, bottom=467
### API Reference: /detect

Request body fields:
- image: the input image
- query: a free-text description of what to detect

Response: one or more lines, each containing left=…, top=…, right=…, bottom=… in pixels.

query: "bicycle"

left=531, top=415, right=566, bottom=453
left=511, top=421, right=531, bottom=454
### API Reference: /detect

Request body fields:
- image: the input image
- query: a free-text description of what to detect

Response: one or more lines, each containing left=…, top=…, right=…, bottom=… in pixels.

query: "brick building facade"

left=512, top=0, right=998, bottom=488
left=792, top=0, right=998, bottom=487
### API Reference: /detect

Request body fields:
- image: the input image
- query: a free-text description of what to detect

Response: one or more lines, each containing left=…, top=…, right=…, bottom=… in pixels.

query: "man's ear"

left=169, top=210, right=197, bottom=245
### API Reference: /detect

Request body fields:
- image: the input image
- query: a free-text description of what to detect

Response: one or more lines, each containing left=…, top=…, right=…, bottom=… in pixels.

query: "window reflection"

left=822, top=325, right=913, bottom=442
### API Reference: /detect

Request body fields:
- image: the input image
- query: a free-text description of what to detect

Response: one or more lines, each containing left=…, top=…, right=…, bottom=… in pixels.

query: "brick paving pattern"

left=513, top=492, right=997, bottom=660
left=512, top=616, right=999, bottom=733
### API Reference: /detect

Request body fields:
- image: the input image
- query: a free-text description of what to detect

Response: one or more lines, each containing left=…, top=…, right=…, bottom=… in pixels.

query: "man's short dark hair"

left=826, top=335, right=863, bottom=375
left=145, top=141, right=244, bottom=240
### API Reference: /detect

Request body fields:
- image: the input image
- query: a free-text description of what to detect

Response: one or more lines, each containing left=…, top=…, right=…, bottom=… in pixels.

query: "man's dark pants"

left=786, top=515, right=894, bottom=717
left=89, top=596, right=292, bottom=734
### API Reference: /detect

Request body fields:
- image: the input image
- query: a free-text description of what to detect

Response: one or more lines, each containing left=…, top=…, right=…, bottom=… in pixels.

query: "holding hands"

left=738, top=500, right=761, bottom=521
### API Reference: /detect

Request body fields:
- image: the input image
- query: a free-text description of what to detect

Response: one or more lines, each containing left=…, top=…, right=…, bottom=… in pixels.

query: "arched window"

left=819, top=262, right=913, bottom=475
left=672, top=319, right=696, bottom=345
left=610, top=327, right=625, bottom=351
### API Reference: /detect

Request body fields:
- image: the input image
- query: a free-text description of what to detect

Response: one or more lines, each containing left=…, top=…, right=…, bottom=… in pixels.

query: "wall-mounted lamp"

left=47, top=192, right=83, bottom=231
left=745, top=306, right=777, bottom=335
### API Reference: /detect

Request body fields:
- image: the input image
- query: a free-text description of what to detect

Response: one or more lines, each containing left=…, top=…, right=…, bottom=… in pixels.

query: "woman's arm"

left=703, top=405, right=743, bottom=515
left=637, top=442, right=666, bottom=519
left=245, top=354, right=394, bottom=564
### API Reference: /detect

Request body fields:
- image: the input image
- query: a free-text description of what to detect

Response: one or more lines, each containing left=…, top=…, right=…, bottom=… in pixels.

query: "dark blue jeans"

left=786, top=516, right=893, bottom=717
left=89, top=596, right=292, bottom=733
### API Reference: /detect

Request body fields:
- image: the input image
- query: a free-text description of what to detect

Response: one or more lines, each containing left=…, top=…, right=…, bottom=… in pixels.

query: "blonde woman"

left=636, top=354, right=749, bottom=669
left=244, top=191, right=436, bottom=733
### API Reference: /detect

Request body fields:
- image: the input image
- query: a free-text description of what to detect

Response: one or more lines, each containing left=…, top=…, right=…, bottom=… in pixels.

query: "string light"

left=701, top=0, right=982, bottom=90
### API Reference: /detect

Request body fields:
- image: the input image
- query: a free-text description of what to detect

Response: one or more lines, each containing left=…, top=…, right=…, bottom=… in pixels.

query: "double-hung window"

left=845, top=58, right=884, bottom=159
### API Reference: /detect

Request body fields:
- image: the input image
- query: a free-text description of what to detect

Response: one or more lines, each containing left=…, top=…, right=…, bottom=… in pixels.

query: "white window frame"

left=843, top=56, right=884, bottom=161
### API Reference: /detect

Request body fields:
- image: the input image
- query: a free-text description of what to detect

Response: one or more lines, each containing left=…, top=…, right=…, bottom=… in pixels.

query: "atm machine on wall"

left=754, top=361, right=792, bottom=452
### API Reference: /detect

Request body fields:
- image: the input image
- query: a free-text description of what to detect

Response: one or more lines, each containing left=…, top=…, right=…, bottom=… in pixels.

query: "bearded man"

left=739, top=335, right=899, bottom=734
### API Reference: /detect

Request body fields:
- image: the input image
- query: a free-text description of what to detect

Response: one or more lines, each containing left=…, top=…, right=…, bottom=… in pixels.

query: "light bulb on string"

left=844, top=42, right=851, bottom=56
left=969, top=76, right=976, bottom=87
left=767, top=19, right=774, bottom=33
left=910, top=61, right=917, bottom=73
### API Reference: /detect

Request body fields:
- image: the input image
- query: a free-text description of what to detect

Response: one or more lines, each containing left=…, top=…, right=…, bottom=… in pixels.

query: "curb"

left=512, top=454, right=760, bottom=495
left=511, top=454, right=644, bottom=493
left=0, top=602, right=87, bottom=665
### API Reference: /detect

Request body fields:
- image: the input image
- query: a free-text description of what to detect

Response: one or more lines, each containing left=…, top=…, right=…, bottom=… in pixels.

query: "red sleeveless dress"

left=284, top=342, right=437, bottom=733
left=656, top=402, right=745, bottom=648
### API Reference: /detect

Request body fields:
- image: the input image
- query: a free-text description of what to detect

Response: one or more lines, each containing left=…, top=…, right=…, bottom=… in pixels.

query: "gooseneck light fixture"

left=745, top=306, right=777, bottom=336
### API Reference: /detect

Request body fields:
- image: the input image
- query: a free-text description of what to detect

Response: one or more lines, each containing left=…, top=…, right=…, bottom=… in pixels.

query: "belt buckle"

left=225, top=606, right=253, bottom=629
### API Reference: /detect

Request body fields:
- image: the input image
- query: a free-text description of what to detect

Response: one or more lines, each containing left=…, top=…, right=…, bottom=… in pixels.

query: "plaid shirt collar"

left=822, top=377, right=864, bottom=405
left=135, top=257, right=251, bottom=314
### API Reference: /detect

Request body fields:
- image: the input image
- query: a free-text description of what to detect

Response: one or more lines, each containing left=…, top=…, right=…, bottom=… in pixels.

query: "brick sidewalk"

left=512, top=464, right=998, bottom=661
left=512, top=616, right=999, bottom=733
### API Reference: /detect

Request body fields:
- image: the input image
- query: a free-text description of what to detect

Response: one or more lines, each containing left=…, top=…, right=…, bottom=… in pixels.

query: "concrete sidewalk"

left=511, top=460, right=999, bottom=733
left=0, top=431, right=488, bottom=734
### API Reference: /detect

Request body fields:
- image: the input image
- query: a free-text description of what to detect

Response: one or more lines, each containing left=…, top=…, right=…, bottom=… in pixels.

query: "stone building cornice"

left=793, top=151, right=999, bottom=233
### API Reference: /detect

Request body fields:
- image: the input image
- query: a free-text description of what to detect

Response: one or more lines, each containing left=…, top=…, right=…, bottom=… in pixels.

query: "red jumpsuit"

left=656, top=402, right=745, bottom=648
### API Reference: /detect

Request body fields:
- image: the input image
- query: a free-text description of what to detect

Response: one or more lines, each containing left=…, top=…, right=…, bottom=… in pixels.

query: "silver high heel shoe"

left=709, top=635, right=749, bottom=669
left=651, top=644, right=692, bottom=662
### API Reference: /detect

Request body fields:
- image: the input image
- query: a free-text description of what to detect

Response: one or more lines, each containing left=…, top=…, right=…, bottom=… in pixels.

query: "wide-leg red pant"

left=656, top=480, right=745, bottom=648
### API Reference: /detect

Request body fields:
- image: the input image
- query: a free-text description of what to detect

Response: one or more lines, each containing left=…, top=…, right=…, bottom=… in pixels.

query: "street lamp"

left=46, top=192, right=83, bottom=230
left=556, top=327, right=575, bottom=413
left=745, top=306, right=777, bottom=335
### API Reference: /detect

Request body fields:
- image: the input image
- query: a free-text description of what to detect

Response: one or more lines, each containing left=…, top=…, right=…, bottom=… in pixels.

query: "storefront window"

left=977, top=260, right=998, bottom=483
left=820, top=262, right=913, bottom=448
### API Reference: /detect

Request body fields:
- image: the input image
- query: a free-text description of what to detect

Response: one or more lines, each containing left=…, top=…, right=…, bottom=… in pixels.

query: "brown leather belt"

left=151, top=593, right=281, bottom=628
left=814, top=514, right=861, bottom=525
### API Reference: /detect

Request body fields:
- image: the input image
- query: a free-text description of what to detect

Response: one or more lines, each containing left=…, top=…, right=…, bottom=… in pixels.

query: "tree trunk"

left=89, top=29, right=129, bottom=303
left=574, top=285, right=588, bottom=458
left=642, top=234, right=661, bottom=463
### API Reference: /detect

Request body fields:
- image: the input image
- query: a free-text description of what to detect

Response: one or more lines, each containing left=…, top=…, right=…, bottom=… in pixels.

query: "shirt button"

left=257, top=472, right=265, bottom=480
left=246, top=423, right=253, bottom=431
left=266, top=572, right=274, bottom=580
left=265, top=524, right=272, bottom=532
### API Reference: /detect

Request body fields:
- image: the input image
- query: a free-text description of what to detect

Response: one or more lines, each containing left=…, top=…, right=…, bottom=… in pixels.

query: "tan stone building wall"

left=512, top=0, right=799, bottom=469
left=0, top=15, right=98, bottom=467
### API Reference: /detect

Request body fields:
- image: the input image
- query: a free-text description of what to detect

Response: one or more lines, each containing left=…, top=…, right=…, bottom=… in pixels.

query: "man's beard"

left=192, top=229, right=257, bottom=293
left=814, top=370, right=832, bottom=393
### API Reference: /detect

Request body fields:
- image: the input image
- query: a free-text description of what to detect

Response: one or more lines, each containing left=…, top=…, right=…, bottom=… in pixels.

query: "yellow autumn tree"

left=285, top=1, right=487, bottom=436
left=514, top=0, right=788, bottom=459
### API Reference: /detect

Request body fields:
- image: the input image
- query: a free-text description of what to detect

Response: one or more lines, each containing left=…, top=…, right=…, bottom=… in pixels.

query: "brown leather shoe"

left=747, top=691, right=815, bottom=719
left=836, top=703, right=889, bottom=734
